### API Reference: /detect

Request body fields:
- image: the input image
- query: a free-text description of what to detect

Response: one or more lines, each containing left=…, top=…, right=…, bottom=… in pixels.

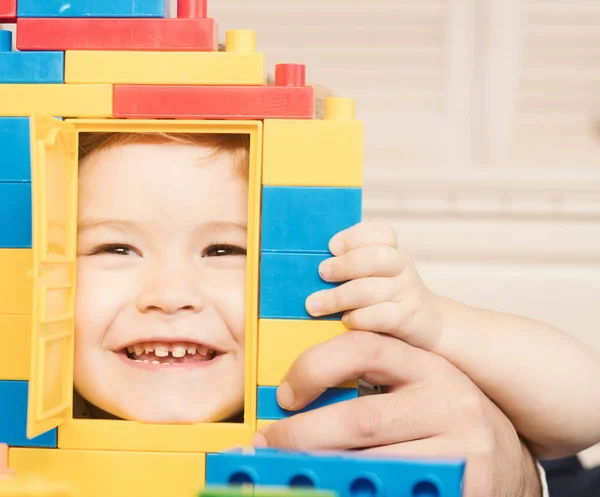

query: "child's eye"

left=90, top=244, right=136, bottom=256
left=203, top=244, right=246, bottom=258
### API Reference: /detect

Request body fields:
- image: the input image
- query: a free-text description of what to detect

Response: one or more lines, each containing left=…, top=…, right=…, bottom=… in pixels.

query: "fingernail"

left=329, top=238, right=344, bottom=255
left=251, top=433, right=268, bottom=448
left=319, top=262, right=332, bottom=281
left=306, top=297, right=323, bottom=315
left=277, top=381, right=295, bottom=410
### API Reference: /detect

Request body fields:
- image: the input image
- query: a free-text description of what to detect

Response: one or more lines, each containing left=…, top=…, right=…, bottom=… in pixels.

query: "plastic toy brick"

left=199, top=487, right=336, bottom=497
left=17, top=0, right=168, bottom=17
left=178, top=0, right=207, bottom=18
left=0, top=31, right=64, bottom=84
left=113, top=84, right=313, bottom=119
left=0, top=0, right=16, bottom=20
left=257, top=386, right=357, bottom=420
left=0, top=250, right=33, bottom=315
left=206, top=448, right=464, bottom=497
left=16, top=18, right=217, bottom=51
left=0, top=475, right=76, bottom=496
left=259, top=252, right=340, bottom=320
left=113, top=63, right=312, bottom=119
left=0, top=118, right=31, bottom=182
left=258, top=319, right=354, bottom=387
left=256, top=420, right=275, bottom=431
left=262, top=98, right=363, bottom=187
left=0, top=183, right=32, bottom=248
left=65, top=31, right=264, bottom=85
left=0, top=381, right=56, bottom=447
left=261, top=187, right=362, bottom=254
left=58, top=420, right=255, bottom=453
left=0, top=85, right=113, bottom=117
left=0, top=315, right=31, bottom=381
left=9, top=448, right=206, bottom=497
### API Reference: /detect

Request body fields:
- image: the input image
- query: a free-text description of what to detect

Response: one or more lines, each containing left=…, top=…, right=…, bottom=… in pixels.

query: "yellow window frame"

left=27, top=115, right=262, bottom=452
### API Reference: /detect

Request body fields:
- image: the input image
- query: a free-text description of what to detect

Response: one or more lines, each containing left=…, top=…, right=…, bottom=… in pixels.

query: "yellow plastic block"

left=258, top=319, right=356, bottom=388
left=65, top=31, right=264, bottom=85
left=257, top=419, right=276, bottom=431
left=0, top=250, right=33, bottom=315
left=0, top=85, right=112, bottom=118
left=262, top=98, right=363, bottom=187
left=0, top=315, right=31, bottom=380
left=0, top=475, right=75, bottom=497
left=9, top=448, right=206, bottom=497
left=58, top=421, right=255, bottom=453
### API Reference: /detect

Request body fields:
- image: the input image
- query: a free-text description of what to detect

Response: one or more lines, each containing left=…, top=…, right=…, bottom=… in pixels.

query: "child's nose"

left=136, top=273, right=204, bottom=314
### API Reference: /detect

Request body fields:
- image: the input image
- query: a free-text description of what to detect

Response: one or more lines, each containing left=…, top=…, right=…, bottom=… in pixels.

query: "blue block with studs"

left=206, top=447, right=464, bottom=497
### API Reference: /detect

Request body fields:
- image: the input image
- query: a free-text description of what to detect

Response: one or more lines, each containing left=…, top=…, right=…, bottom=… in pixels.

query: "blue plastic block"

left=0, top=31, right=64, bottom=84
left=0, top=118, right=31, bottom=182
left=206, top=448, right=465, bottom=497
left=0, top=381, right=57, bottom=448
left=0, top=183, right=32, bottom=248
left=18, top=0, right=168, bottom=17
left=261, top=186, right=362, bottom=254
left=259, top=253, right=340, bottom=320
left=257, top=386, right=357, bottom=420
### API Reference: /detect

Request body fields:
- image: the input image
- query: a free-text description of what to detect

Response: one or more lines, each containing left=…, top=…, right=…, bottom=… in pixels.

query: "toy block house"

left=0, top=1, right=465, bottom=496
left=0, top=0, right=366, bottom=492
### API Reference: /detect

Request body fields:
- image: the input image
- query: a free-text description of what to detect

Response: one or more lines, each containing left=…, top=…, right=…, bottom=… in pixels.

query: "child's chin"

left=115, top=399, right=241, bottom=424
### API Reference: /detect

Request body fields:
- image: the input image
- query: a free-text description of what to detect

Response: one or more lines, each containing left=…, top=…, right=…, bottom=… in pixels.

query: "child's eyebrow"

left=77, top=219, right=247, bottom=234
left=77, top=218, right=140, bottom=234
left=200, top=221, right=247, bottom=234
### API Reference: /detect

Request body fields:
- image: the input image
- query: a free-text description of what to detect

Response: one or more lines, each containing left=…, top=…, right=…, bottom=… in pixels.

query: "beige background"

left=203, top=0, right=600, bottom=465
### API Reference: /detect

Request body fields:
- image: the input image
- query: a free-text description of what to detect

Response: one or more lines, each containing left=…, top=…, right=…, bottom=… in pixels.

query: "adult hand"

left=252, top=331, right=542, bottom=497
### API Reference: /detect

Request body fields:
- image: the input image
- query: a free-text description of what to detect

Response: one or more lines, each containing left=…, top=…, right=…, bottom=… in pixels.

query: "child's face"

left=74, top=141, right=248, bottom=423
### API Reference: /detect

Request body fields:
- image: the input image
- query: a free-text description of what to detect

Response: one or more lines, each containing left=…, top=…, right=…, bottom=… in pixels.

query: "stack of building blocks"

left=256, top=97, right=363, bottom=422
left=0, top=1, right=464, bottom=496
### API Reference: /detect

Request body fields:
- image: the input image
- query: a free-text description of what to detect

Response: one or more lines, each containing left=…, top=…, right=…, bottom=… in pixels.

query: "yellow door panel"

left=257, top=319, right=356, bottom=388
left=0, top=315, right=31, bottom=380
left=0, top=249, right=33, bottom=315
left=9, top=448, right=206, bottom=497
left=27, top=115, right=78, bottom=440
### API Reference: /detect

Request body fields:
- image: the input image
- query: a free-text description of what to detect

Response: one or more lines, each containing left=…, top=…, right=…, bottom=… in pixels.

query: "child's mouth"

left=121, top=342, right=217, bottom=365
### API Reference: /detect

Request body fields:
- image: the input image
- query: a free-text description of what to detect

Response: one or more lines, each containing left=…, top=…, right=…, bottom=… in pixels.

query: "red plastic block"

left=113, top=64, right=314, bottom=120
left=16, top=17, right=217, bottom=51
left=178, top=0, right=207, bottom=18
left=0, top=0, right=16, bottom=20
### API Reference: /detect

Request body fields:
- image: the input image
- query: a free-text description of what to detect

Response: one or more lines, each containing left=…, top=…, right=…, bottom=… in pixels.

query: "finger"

left=318, top=245, right=407, bottom=283
left=278, top=331, right=441, bottom=410
left=306, top=277, right=394, bottom=317
left=362, top=436, right=461, bottom=457
left=329, top=219, right=398, bottom=256
left=342, top=301, right=415, bottom=339
left=255, top=388, right=447, bottom=451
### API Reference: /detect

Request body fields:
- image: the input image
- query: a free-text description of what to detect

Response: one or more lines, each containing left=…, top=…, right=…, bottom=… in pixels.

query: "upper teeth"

left=126, top=342, right=213, bottom=357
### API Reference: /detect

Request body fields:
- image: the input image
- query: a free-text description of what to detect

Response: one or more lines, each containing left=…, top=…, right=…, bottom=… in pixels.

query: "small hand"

left=307, top=219, right=444, bottom=351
